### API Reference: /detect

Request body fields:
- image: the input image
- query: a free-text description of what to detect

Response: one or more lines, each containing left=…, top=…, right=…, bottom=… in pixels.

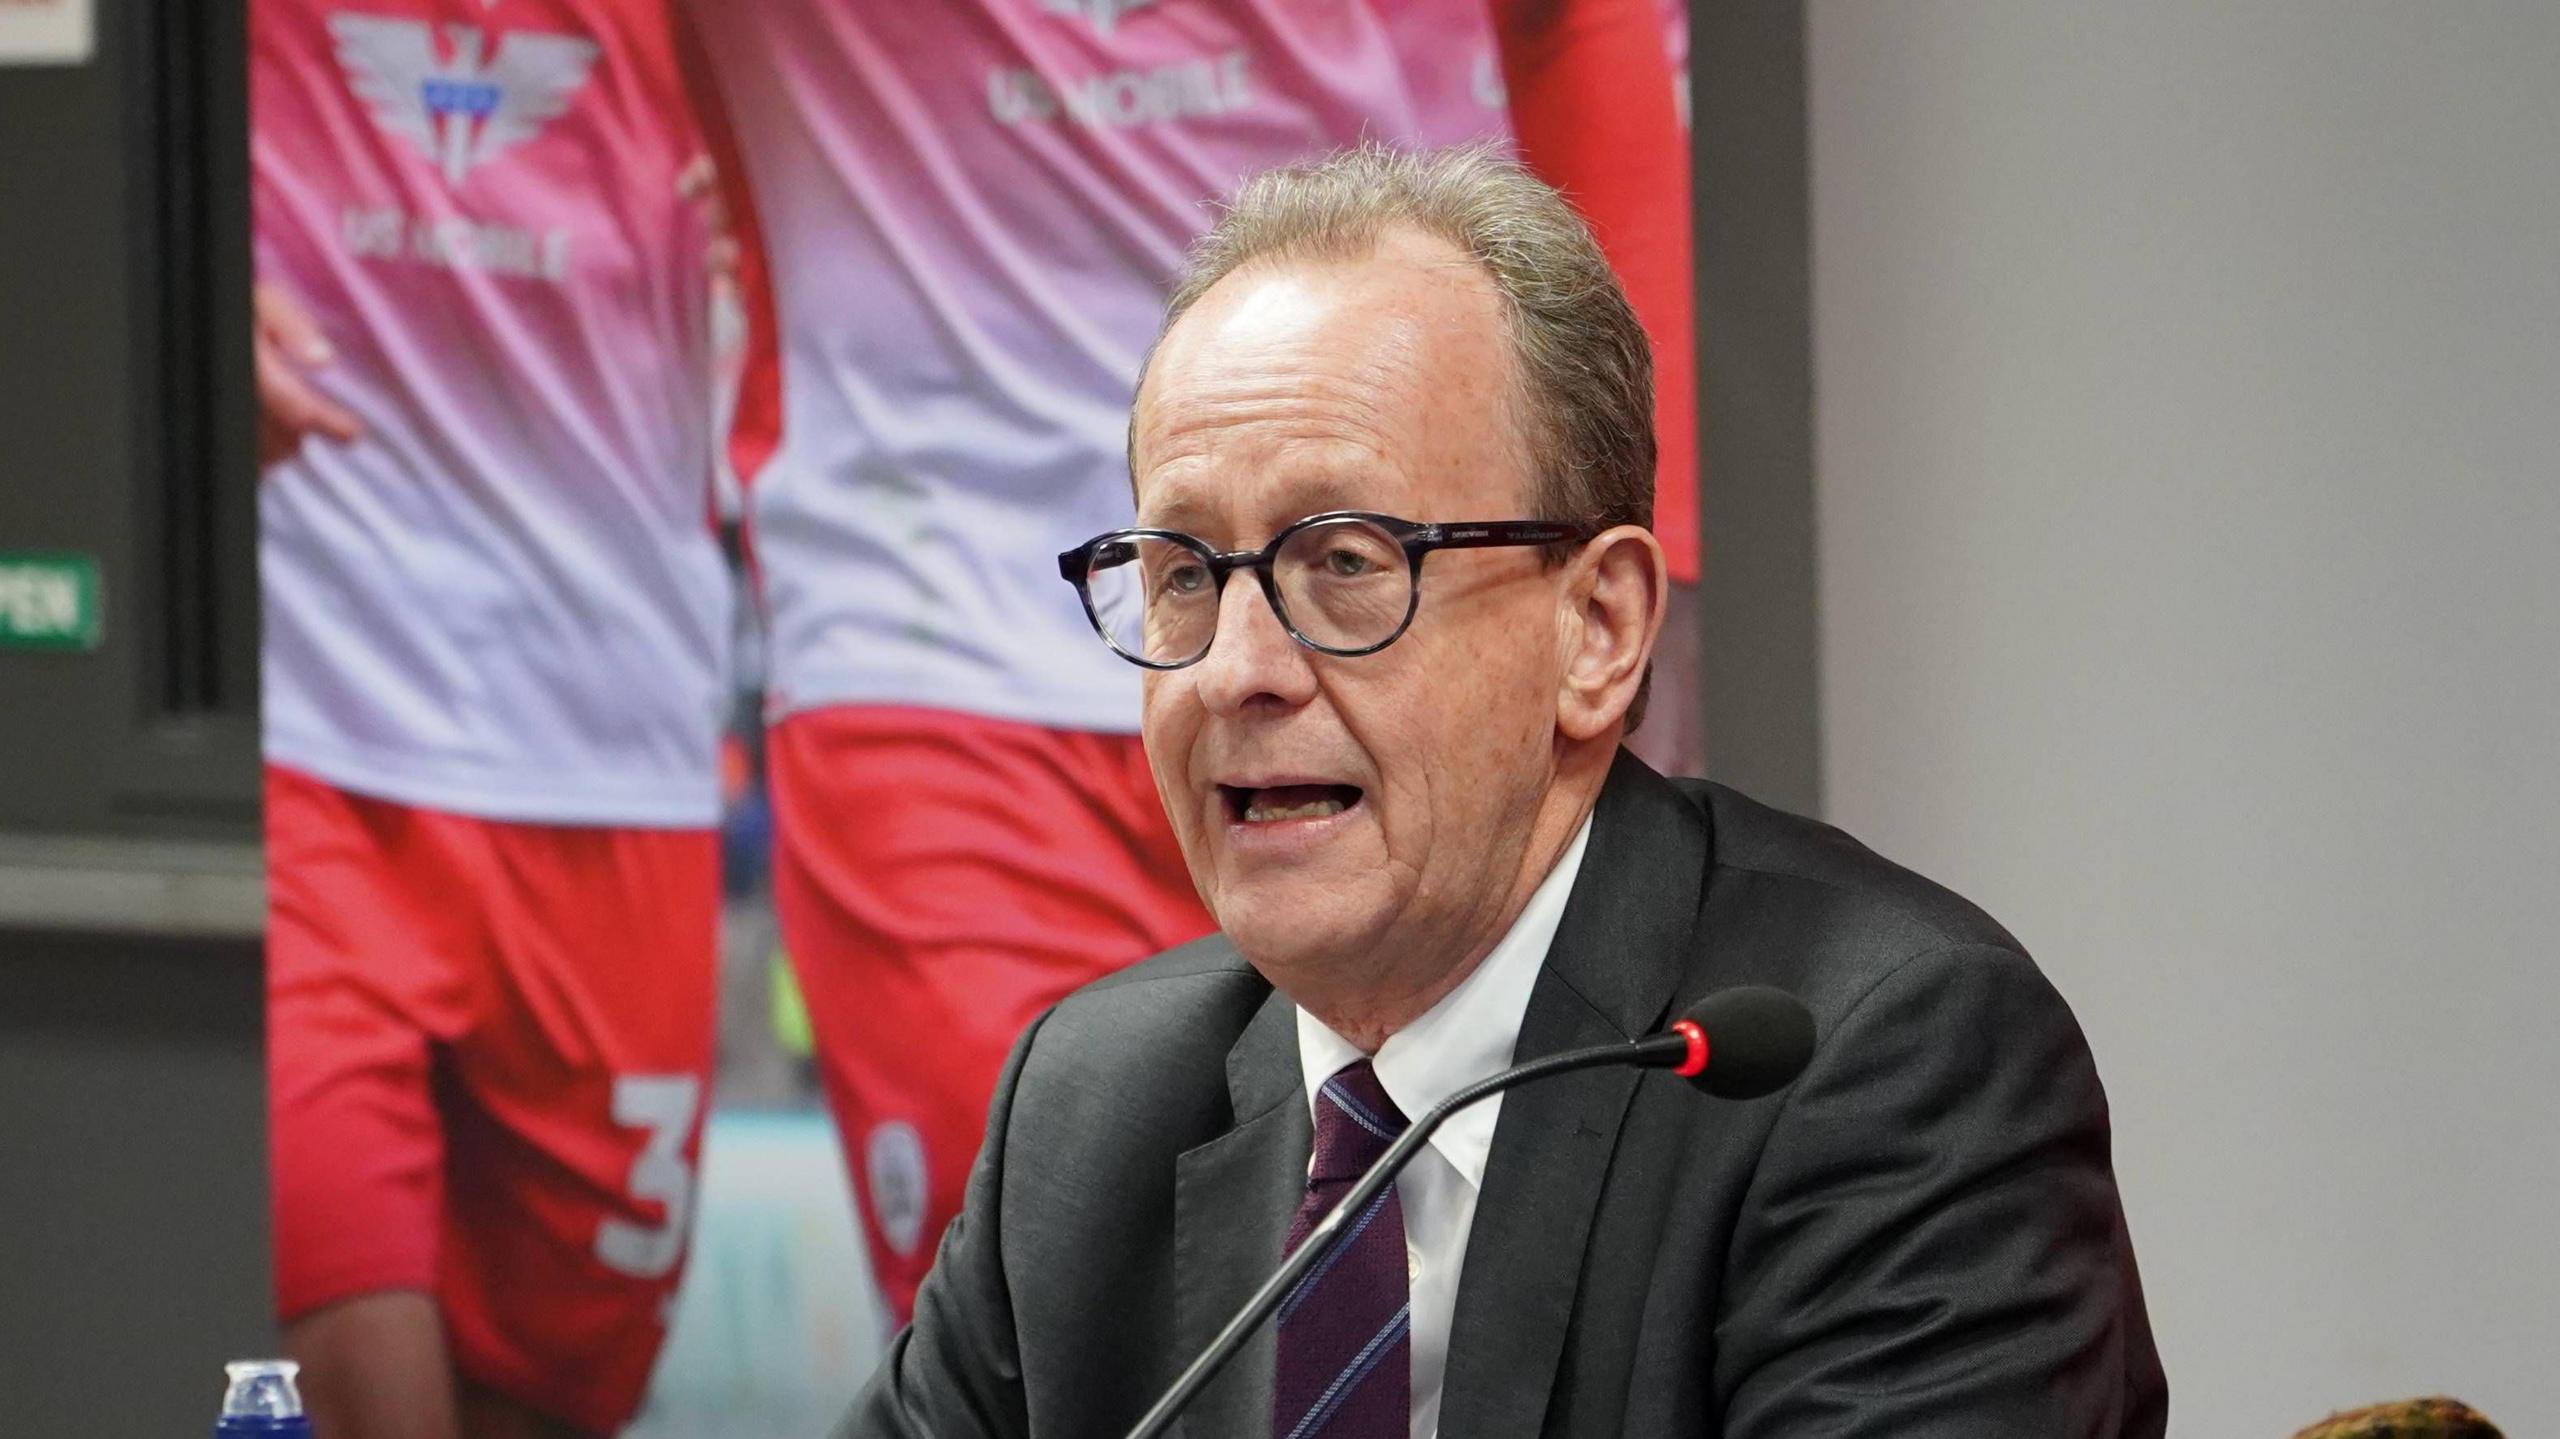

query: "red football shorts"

left=768, top=704, right=1214, bottom=1320
left=265, top=764, right=719, bottom=1433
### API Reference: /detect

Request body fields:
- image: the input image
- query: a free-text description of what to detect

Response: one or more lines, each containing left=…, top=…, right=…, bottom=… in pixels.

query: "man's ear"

left=1557, top=525, right=1668, bottom=742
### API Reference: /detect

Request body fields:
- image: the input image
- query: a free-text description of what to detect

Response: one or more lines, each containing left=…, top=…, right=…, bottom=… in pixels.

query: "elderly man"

left=841, top=144, right=2167, bottom=1439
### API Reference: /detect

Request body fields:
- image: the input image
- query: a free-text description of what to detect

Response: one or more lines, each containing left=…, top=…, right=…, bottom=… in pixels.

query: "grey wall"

left=1807, top=2, right=2560, bottom=1430
left=0, top=931, right=271, bottom=1429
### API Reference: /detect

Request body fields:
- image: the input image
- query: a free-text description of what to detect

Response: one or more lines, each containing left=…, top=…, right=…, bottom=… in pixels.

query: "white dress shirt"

left=1293, top=813, right=1594, bottom=1439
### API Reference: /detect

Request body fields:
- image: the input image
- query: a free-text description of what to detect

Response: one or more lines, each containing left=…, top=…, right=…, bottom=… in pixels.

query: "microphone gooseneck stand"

left=1118, top=1030, right=1692, bottom=1439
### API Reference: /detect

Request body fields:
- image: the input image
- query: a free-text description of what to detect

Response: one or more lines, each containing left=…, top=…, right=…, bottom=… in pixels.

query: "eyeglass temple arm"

left=1417, top=520, right=1597, bottom=550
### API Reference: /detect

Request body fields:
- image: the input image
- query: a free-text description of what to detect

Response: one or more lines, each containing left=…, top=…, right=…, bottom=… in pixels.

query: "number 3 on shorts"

left=595, top=1074, right=702, bottom=1279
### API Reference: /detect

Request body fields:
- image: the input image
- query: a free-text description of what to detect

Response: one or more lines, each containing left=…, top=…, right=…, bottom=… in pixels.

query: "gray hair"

left=1137, top=140, right=1661, bottom=725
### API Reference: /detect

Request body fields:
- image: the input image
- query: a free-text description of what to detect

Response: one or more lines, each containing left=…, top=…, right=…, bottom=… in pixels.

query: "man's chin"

left=1213, top=888, right=1380, bottom=981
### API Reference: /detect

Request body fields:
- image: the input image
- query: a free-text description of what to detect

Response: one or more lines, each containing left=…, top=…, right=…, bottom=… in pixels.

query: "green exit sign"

left=0, top=550, right=104, bottom=652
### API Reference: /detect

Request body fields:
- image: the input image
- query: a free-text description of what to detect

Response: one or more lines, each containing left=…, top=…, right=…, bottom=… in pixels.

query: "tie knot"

left=1310, top=1059, right=1408, bottom=1183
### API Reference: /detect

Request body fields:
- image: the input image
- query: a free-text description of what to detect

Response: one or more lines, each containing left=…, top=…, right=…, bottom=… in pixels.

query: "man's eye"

left=1323, top=548, right=1377, bottom=578
left=1161, top=563, right=1211, bottom=595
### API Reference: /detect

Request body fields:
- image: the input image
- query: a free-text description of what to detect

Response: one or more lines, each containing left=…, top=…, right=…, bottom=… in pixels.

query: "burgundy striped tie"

left=1273, top=1059, right=1411, bottom=1439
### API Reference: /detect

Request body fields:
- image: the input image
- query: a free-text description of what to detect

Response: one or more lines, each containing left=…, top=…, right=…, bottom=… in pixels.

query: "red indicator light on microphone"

left=1671, top=1018, right=1709, bottom=1077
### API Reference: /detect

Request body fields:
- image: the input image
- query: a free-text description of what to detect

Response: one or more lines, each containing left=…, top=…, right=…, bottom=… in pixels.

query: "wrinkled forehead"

left=1130, top=237, right=1529, bottom=537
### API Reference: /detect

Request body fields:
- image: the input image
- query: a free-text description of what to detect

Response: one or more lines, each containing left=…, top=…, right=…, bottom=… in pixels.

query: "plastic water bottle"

left=214, top=1359, right=313, bottom=1437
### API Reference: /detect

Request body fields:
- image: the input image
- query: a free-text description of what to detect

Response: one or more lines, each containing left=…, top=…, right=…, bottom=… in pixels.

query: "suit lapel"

left=1171, top=985, right=1307, bottom=1439
left=1439, top=753, right=1712, bottom=1439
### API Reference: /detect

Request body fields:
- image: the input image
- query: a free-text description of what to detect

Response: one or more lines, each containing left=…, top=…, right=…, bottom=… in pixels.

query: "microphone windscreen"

left=1681, top=986, right=1816, bottom=1100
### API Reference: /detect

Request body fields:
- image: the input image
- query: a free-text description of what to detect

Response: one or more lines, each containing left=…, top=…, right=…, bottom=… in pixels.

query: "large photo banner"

left=250, top=2, right=1693, bottom=1432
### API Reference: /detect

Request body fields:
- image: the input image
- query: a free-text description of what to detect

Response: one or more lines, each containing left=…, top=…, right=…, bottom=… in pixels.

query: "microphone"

left=1120, top=985, right=1816, bottom=1439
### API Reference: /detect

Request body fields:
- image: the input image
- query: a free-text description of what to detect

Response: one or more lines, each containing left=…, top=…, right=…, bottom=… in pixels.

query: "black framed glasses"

left=1056, top=509, right=1597, bottom=670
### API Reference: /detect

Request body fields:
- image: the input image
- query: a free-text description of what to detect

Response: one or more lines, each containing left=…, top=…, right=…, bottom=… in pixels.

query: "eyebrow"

left=1138, top=472, right=1378, bottom=539
left=1135, top=491, right=1209, bottom=531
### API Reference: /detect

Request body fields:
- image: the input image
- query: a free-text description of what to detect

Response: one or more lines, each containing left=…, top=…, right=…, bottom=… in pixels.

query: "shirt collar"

left=1295, top=811, right=1594, bottom=1191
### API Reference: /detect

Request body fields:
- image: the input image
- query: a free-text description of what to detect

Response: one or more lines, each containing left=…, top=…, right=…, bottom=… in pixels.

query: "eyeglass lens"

left=1081, top=516, right=1415, bottom=665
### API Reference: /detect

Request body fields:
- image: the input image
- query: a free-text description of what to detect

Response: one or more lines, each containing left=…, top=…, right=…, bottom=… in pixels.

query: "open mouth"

left=1220, top=783, right=1364, bottom=824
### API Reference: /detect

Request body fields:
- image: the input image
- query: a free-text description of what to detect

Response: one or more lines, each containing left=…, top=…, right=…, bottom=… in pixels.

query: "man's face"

left=1131, top=230, right=1570, bottom=998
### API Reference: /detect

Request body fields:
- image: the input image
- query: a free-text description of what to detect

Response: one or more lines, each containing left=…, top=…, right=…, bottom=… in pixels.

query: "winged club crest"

left=329, top=13, right=599, bottom=189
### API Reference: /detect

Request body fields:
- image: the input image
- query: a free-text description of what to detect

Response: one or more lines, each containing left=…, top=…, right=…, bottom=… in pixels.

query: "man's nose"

left=1191, top=569, right=1317, bottom=716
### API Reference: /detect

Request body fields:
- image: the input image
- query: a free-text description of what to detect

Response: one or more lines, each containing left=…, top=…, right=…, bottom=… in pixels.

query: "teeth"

left=1244, top=797, right=1347, bottom=823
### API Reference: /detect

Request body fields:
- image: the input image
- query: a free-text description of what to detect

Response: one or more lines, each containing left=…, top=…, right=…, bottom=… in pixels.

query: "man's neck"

left=1306, top=951, right=1504, bottom=1056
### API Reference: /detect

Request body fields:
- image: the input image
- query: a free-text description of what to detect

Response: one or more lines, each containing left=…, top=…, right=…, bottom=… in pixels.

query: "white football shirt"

left=255, top=0, right=730, bottom=826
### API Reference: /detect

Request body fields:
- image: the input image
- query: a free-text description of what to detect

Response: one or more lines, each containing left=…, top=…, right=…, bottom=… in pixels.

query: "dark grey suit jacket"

left=840, top=754, right=2168, bottom=1437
